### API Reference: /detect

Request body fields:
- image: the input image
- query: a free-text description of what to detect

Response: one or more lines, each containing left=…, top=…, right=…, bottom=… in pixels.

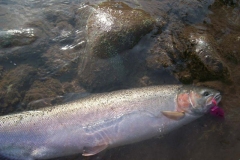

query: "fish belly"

left=0, top=110, right=197, bottom=159
left=0, top=110, right=163, bottom=160
left=42, top=111, right=162, bottom=159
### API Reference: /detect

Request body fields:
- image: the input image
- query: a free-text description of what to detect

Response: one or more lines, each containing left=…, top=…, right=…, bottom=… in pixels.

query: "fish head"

left=177, top=86, right=222, bottom=115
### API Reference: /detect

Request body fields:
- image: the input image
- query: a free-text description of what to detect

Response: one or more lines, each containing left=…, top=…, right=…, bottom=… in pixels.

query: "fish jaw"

left=175, top=85, right=222, bottom=115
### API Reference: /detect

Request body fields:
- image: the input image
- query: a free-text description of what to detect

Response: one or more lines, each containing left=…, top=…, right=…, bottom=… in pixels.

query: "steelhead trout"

left=0, top=85, right=221, bottom=160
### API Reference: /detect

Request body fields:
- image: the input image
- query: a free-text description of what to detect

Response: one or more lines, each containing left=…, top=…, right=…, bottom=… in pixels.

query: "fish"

left=0, top=85, right=221, bottom=160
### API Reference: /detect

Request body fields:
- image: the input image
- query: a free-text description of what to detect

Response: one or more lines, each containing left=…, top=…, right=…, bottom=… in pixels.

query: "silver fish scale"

left=0, top=85, right=180, bottom=131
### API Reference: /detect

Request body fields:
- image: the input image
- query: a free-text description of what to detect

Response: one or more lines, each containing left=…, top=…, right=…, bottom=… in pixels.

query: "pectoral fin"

left=82, top=144, right=108, bottom=156
left=161, top=111, right=185, bottom=120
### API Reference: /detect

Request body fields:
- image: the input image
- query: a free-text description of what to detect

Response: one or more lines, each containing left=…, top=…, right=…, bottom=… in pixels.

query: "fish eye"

left=203, top=91, right=210, bottom=96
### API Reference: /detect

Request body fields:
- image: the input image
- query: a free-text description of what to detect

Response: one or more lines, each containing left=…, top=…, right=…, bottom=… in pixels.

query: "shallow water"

left=0, top=0, right=240, bottom=160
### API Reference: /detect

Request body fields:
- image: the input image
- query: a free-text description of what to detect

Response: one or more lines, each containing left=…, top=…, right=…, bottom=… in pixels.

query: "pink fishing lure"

left=210, top=99, right=224, bottom=118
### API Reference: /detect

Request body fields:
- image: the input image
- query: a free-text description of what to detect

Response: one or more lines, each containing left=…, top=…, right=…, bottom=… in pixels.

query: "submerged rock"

left=0, top=28, right=37, bottom=48
left=23, top=78, right=64, bottom=104
left=146, top=24, right=230, bottom=83
left=78, top=55, right=126, bottom=91
left=87, top=1, right=155, bottom=58
left=0, top=0, right=233, bottom=103
left=180, top=26, right=230, bottom=82
left=0, top=65, right=36, bottom=114
left=77, top=2, right=155, bottom=90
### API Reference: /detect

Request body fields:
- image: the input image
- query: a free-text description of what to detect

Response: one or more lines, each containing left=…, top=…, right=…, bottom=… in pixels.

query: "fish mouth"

left=214, top=93, right=222, bottom=104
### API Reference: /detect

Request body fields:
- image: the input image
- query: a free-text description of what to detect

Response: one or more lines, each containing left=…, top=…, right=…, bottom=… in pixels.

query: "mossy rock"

left=178, top=27, right=231, bottom=83
left=182, top=48, right=230, bottom=83
left=0, top=29, right=37, bottom=48
left=23, top=78, right=64, bottom=104
left=0, top=65, right=36, bottom=114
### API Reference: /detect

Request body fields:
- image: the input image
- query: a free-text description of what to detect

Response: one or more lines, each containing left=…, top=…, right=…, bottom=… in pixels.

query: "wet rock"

left=77, top=2, right=155, bottom=90
left=209, top=1, right=240, bottom=32
left=41, top=4, right=76, bottom=42
left=145, top=28, right=187, bottom=72
left=41, top=45, right=79, bottom=77
left=208, top=1, right=240, bottom=64
left=217, top=33, right=240, bottom=65
left=23, top=78, right=64, bottom=106
left=78, top=55, right=126, bottom=91
left=27, top=4, right=90, bottom=78
left=52, top=22, right=75, bottom=45
left=0, top=39, right=49, bottom=78
left=61, top=80, right=86, bottom=93
left=145, top=24, right=230, bottom=83
left=0, top=65, right=36, bottom=114
left=219, top=0, right=239, bottom=6
left=75, top=3, right=94, bottom=30
left=44, top=8, right=74, bottom=24
left=138, top=75, right=153, bottom=87
left=0, top=66, right=4, bottom=78
left=24, top=79, right=86, bottom=110
left=146, top=49, right=174, bottom=69
left=0, top=4, right=32, bottom=29
left=180, top=26, right=230, bottom=82
left=176, top=70, right=193, bottom=84
left=0, top=28, right=37, bottom=48
left=87, top=1, right=155, bottom=58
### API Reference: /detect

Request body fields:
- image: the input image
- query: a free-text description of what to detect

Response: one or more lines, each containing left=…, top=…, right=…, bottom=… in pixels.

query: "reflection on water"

left=0, top=0, right=240, bottom=160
